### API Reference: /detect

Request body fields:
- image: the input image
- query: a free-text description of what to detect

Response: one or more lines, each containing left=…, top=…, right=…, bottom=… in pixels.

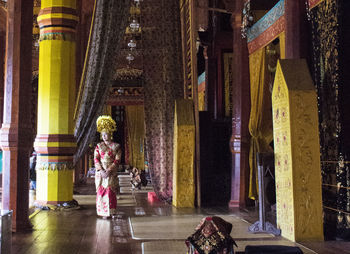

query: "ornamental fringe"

left=39, top=32, right=75, bottom=42
left=37, top=162, right=74, bottom=171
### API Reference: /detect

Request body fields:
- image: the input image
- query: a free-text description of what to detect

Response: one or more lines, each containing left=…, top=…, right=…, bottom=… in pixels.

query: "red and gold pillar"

left=0, top=0, right=34, bottom=231
left=34, top=0, right=78, bottom=205
left=229, top=2, right=251, bottom=208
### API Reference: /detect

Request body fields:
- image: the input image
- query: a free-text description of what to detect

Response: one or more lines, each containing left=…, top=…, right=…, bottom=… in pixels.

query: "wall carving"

left=106, top=87, right=144, bottom=105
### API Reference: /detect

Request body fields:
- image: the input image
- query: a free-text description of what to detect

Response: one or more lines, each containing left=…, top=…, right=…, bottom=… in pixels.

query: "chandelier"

left=115, top=68, right=143, bottom=80
left=125, top=0, right=142, bottom=65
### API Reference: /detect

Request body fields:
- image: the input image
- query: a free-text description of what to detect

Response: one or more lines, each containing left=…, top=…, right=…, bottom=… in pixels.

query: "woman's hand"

left=100, top=170, right=108, bottom=178
left=107, top=165, right=116, bottom=174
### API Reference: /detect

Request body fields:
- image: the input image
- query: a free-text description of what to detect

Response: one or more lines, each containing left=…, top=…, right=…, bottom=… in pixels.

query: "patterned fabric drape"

left=74, top=0, right=130, bottom=162
left=125, top=105, right=145, bottom=170
left=309, top=0, right=350, bottom=239
left=279, top=32, right=286, bottom=59
left=224, top=53, right=233, bottom=117
left=142, top=0, right=184, bottom=202
left=247, top=31, right=284, bottom=200
left=248, top=48, right=273, bottom=200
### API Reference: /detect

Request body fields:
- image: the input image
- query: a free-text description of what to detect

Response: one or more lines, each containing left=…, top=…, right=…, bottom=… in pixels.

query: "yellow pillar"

left=172, top=99, right=195, bottom=208
left=272, top=59, right=323, bottom=241
left=34, top=0, right=78, bottom=205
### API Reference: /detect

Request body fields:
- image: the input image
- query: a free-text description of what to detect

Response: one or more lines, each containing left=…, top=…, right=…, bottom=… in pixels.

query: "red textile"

left=97, top=186, right=117, bottom=210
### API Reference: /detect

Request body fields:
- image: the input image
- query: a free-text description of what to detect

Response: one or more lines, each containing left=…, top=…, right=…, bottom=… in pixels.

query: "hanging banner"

left=247, top=0, right=285, bottom=54
left=308, top=0, right=325, bottom=10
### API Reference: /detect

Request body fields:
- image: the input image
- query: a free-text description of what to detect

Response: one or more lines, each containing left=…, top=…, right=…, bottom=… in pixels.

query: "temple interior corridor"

left=10, top=174, right=350, bottom=254
left=1, top=0, right=350, bottom=252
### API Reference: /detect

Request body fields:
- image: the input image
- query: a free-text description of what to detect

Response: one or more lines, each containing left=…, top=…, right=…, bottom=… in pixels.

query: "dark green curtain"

left=74, top=0, right=130, bottom=162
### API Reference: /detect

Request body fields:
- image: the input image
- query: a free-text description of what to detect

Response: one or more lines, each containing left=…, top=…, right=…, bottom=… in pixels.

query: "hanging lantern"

left=126, top=53, right=135, bottom=64
left=128, top=39, right=137, bottom=50
left=134, top=0, right=143, bottom=6
left=129, top=19, right=140, bottom=33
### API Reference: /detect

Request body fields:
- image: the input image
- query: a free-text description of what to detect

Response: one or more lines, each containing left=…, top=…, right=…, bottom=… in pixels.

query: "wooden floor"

left=11, top=178, right=350, bottom=254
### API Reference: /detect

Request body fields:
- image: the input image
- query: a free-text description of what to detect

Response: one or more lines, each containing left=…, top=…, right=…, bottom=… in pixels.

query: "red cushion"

left=148, top=192, right=159, bottom=202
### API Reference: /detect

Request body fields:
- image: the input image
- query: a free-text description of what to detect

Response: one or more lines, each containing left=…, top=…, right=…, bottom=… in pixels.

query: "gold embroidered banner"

left=126, top=105, right=145, bottom=170
left=272, top=59, right=323, bottom=241
left=172, top=99, right=195, bottom=208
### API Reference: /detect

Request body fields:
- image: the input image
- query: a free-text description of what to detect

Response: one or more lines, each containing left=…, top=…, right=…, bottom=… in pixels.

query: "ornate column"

left=34, top=0, right=78, bottom=205
left=0, top=7, right=6, bottom=127
left=204, top=47, right=217, bottom=120
left=0, top=0, right=33, bottom=231
left=229, top=6, right=251, bottom=208
left=285, top=0, right=308, bottom=59
left=0, top=26, right=5, bottom=127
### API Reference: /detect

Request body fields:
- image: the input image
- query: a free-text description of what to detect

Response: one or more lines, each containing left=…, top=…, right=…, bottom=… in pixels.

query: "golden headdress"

left=96, top=115, right=117, bottom=134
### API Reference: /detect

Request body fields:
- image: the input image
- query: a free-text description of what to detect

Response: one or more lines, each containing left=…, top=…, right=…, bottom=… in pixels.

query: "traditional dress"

left=94, top=141, right=121, bottom=217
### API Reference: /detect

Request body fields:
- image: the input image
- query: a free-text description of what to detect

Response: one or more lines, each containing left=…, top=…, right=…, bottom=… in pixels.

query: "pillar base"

left=34, top=200, right=72, bottom=206
left=34, top=199, right=79, bottom=209
left=12, top=219, right=33, bottom=233
left=36, top=168, right=74, bottom=203
left=228, top=200, right=240, bottom=208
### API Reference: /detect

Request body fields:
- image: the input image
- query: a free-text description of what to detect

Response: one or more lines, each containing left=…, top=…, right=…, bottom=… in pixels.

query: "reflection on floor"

left=11, top=176, right=350, bottom=254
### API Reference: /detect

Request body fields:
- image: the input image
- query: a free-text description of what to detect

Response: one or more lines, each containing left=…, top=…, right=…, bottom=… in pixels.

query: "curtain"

left=224, top=53, right=233, bottom=117
left=143, top=0, right=184, bottom=202
left=74, top=0, right=130, bottom=162
left=309, top=0, right=350, bottom=239
left=247, top=31, right=284, bottom=200
left=125, top=105, right=145, bottom=170
left=248, top=48, right=273, bottom=200
left=102, top=105, right=112, bottom=116
left=279, top=32, right=286, bottom=59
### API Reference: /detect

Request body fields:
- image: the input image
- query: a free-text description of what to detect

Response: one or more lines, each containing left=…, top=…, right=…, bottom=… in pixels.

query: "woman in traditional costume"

left=94, top=115, right=121, bottom=218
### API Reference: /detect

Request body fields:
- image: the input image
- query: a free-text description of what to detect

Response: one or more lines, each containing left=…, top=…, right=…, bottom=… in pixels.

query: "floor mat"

left=141, top=240, right=316, bottom=254
left=142, top=241, right=186, bottom=254
left=120, top=186, right=154, bottom=194
left=73, top=194, right=96, bottom=205
left=74, top=194, right=136, bottom=206
left=129, top=215, right=274, bottom=240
